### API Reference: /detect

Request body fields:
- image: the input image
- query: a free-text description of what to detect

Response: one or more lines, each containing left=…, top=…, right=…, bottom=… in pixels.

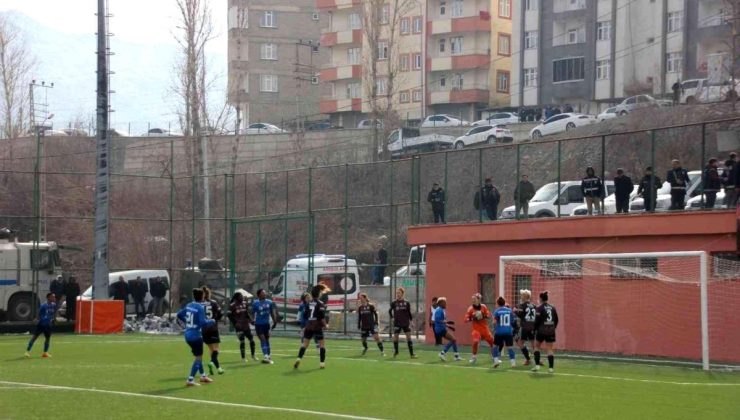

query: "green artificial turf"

left=0, top=334, right=738, bottom=419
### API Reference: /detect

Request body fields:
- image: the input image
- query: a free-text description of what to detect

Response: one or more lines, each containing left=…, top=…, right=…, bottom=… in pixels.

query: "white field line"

left=0, top=381, right=387, bottom=420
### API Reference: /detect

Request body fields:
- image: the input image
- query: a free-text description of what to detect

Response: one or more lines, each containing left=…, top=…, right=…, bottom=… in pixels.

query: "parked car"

left=42, top=128, right=68, bottom=136
left=453, top=125, right=513, bottom=149
left=307, top=121, right=342, bottom=131
left=597, top=107, right=618, bottom=122
left=384, top=128, right=455, bottom=158
left=629, top=170, right=702, bottom=212
left=614, top=94, right=672, bottom=115
left=501, top=180, right=616, bottom=219
left=685, top=191, right=726, bottom=210
left=529, top=113, right=597, bottom=139
left=688, top=79, right=740, bottom=104
left=62, top=128, right=90, bottom=137
left=357, top=119, right=383, bottom=129
left=570, top=185, right=638, bottom=215
left=420, top=114, right=470, bottom=128
left=241, top=123, right=287, bottom=134
left=108, top=129, right=129, bottom=137
left=472, top=112, right=519, bottom=127
left=142, top=128, right=183, bottom=137
left=680, top=79, right=705, bottom=104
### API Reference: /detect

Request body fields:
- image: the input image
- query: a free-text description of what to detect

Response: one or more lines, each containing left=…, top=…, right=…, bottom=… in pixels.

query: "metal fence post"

left=701, top=123, right=706, bottom=207
left=650, top=130, right=656, bottom=213
left=168, top=137, right=174, bottom=312
left=557, top=141, right=562, bottom=217
left=601, top=135, right=606, bottom=214
left=343, top=163, right=349, bottom=336
left=515, top=144, right=521, bottom=220
left=478, top=148, right=483, bottom=223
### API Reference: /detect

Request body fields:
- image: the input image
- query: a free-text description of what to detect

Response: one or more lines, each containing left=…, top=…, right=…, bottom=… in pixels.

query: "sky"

left=0, top=0, right=227, bottom=133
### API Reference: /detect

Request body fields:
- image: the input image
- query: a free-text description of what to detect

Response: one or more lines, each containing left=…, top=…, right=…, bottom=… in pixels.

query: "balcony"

left=319, top=64, right=362, bottom=82
left=428, top=13, right=492, bottom=35
left=316, top=0, right=362, bottom=10
left=320, top=97, right=362, bottom=114
left=553, top=0, right=586, bottom=13
left=429, top=86, right=489, bottom=105
left=320, top=29, right=362, bottom=47
left=429, top=51, right=490, bottom=72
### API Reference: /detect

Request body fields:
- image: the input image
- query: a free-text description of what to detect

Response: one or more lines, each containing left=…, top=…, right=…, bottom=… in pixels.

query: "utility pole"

left=29, top=81, right=54, bottom=241
left=725, top=0, right=740, bottom=109
left=294, top=39, right=319, bottom=130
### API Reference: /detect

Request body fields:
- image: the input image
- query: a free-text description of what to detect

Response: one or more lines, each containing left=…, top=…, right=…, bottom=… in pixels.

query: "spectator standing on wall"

left=613, top=168, right=633, bottom=214
left=112, top=276, right=129, bottom=315
left=581, top=167, right=605, bottom=215
left=50, top=275, right=65, bottom=305
left=372, top=242, right=388, bottom=285
left=672, top=80, right=682, bottom=105
left=667, top=159, right=689, bottom=210
left=64, top=276, right=80, bottom=321
left=703, top=158, right=722, bottom=209
left=150, top=277, right=168, bottom=316
left=427, top=183, right=446, bottom=224
left=131, top=276, right=147, bottom=318
left=637, top=167, right=662, bottom=212
left=474, top=178, right=501, bottom=221
left=514, top=175, right=535, bottom=220
left=723, top=152, right=738, bottom=207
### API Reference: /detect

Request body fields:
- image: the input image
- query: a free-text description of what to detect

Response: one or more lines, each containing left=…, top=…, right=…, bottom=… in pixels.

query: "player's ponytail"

left=497, top=296, right=506, bottom=307
left=539, top=291, right=549, bottom=302
left=201, top=286, right=211, bottom=300
left=311, top=284, right=330, bottom=299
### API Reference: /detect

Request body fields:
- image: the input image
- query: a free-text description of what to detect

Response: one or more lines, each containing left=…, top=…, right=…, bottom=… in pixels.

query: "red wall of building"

left=408, top=211, right=739, bottom=363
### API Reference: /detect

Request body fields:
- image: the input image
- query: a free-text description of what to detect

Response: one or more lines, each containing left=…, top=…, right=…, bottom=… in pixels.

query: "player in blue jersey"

left=492, top=296, right=517, bottom=368
left=434, top=297, right=462, bottom=362
left=177, top=288, right=216, bottom=386
left=252, top=289, right=278, bottom=364
left=25, top=293, right=56, bottom=358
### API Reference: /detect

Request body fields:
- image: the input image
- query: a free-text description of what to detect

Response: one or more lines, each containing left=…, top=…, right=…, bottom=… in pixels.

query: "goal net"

left=499, top=251, right=740, bottom=370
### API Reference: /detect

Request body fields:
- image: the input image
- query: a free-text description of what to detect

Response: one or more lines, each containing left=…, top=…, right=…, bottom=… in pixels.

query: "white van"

left=501, top=180, right=616, bottom=219
left=64, top=270, right=171, bottom=316
left=270, top=254, right=360, bottom=319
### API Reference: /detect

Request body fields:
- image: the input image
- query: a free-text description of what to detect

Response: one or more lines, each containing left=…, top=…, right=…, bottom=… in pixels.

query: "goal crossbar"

left=498, top=251, right=709, bottom=370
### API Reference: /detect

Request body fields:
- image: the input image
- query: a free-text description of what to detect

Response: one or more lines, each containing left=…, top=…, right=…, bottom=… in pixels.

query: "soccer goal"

left=499, top=251, right=740, bottom=371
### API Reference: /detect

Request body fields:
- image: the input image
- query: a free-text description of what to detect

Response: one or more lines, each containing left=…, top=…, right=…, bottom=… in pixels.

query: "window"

left=311, top=75, right=319, bottom=85
left=610, top=258, right=658, bottom=279
left=499, top=0, right=511, bottom=18
left=439, top=76, right=446, bottom=87
left=596, top=21, right=611, bottom=41
left=399, top=90, right=410, bottom=103
left=317, top=273, right=356, bottom=294
left=552, top=57, right=585, bottom=82
left=450, top=36, right=463, bottom=55
left=312, top=12, right=320, bottom=21
left=498, top=33, right=511, bottom=56
left=347, top=82, right=361, bottom=99
left=524, top=31, right=538, bottom=49
left=378, top=41, right=388, bottom=60
left=496, top=70, right=510, bottom=93
left=381, top=4, right=390, bottom=24
left=478, top=274, right=496, bottom=306
left=452, top=73, right=464, bottom=89
left=228, top=6, right=248, bottom=29
left=596, top=59, right=610, bottom=80
left=400, top=54, right=409, bottom=71
left=666, top=52, right=682, bottom=73
left=511, top=275, right=531, bottom=305
left=439, top=38, right=446, bottom=53
left=540, top=259, right=583, bottom=278
left=523, top=67, right=537, bottom=87
left=400, top=17, right=410, bottom=34
left=413, top=53, right=422, bottom=70
left=376, top=78, right=388, bottom=95
left=440, top=0, right=446, bottom=15
left=30, top=250, right=53, bottom=270
left=412, top=89, right=423, bottom=102
left=260, top=10, right=276, bottom=28
left=260, top=75, right=278, bottom=92
left=413, top=16, right=423, bottom=33
left=349, top=13, right=361, bottom=29
left=347, top=48, right=361, bottom=65
left=260, top=43, right=277, bottom=60
left=525, top=0, right=537, bottom=11
left=667, top=11, right=683, bottom=33
left=452, top=0, right=464, bottom=17
left=566, top=29, right=583, bottom=44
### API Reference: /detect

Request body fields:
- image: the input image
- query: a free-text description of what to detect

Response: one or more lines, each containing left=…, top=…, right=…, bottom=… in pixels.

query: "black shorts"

left=186, top=338, right=204, bottom=356
left=393, top=325, right=411, bottom=334
left=34, top=324, right=51, bottom=339
left=361, top=328, right=377, bottom=338
left=236, top=328, right=253, bottom=340
left=494, top=334, right=514, bottom=348
left=536, top=332, right=556, bottom=343
left=303, top=329, right=324, bottom=341
left=203, top=330, right=221, bottom=345
left=518, top=328, right=535, bottom=341
left=255, top=324, right=271, bottom=337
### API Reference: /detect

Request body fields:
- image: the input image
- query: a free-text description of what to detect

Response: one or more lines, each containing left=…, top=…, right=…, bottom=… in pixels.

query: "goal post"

left=499, top=251, right=716, bottom=370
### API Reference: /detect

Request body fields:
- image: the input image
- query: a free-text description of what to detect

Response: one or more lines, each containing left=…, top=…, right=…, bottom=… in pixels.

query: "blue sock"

left=490, top=346, right=496, bottom=358
left=43, top=338, right=50, bottom=353
left=197, top=360, right=204, bottom=375
left=261, top=342, right=269, bottom=356
left=189, top=360, right=199, bottom=379
left=508, top=348, right=516, bottom=361
left=493, top=346, right=500, bottom=358
left=443, top=342, right=453, bottom=353
left=27, top=338, right=35, bottom=351
left=451, top=342, right=458, bottom=353
left=266, top=339, right=271, bottom=356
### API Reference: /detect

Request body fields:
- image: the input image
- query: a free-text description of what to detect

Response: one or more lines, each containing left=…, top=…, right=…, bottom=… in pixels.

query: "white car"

left=500, top=180, right=616, bottom=219
left=420, top=114, right=470, bottom=128
left=685, top=192, right=726, bottom=210
left=357, top=119, right=383, bottom=129
left=570, top=185, right=638, bottom=216
left=42, top=129, right=68, bottom=136
left=597, top=107, right=618, bottom=122
left=614, top=94, right=672, bottom=115
left=630, top=170, right=702, bottom=212
left=241, top=123, right=286, bottom=134
left=529, top=113, right=597, bottom=140
left=472, top=112, right=519, bottom=127
left=142, top=128, right=183, bottom=137
left=680, top=79, right=704, bottom=104
left=453, top=125, right=513, bottom=150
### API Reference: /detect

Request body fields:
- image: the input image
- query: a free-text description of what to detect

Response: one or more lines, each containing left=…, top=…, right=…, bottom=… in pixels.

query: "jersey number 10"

left=500, top=313, right=510, bottom=326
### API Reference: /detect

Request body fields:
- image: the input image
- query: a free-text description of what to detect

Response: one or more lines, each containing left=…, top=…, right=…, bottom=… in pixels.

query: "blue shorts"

left=494, top=334, right=514, bottom=348
left=434, top=327, right=447, bottom=337
left=186, top=338, right=204, bottom=356
left=255, top=324, right=271, bottom=337
left=34, top=324, right=51, bottom=338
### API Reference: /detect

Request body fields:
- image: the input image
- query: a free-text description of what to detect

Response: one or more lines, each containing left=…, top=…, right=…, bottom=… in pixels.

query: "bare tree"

left=0, top=13, right=36, bottom=139
left=363, top=0, right=416, bottom=160
left=723, top=0, right=740, bottom=108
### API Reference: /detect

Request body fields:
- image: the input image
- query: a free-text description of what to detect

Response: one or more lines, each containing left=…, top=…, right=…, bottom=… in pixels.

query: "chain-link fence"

left=0, top=117, right=737, bottom=336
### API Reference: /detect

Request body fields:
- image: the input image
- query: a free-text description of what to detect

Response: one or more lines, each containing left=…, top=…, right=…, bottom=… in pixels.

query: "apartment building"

left=317, top=0, right=513, bottom=126
left=227, top=0, right=329, bottom=128
left=511, top=0, right=734, bottom=112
